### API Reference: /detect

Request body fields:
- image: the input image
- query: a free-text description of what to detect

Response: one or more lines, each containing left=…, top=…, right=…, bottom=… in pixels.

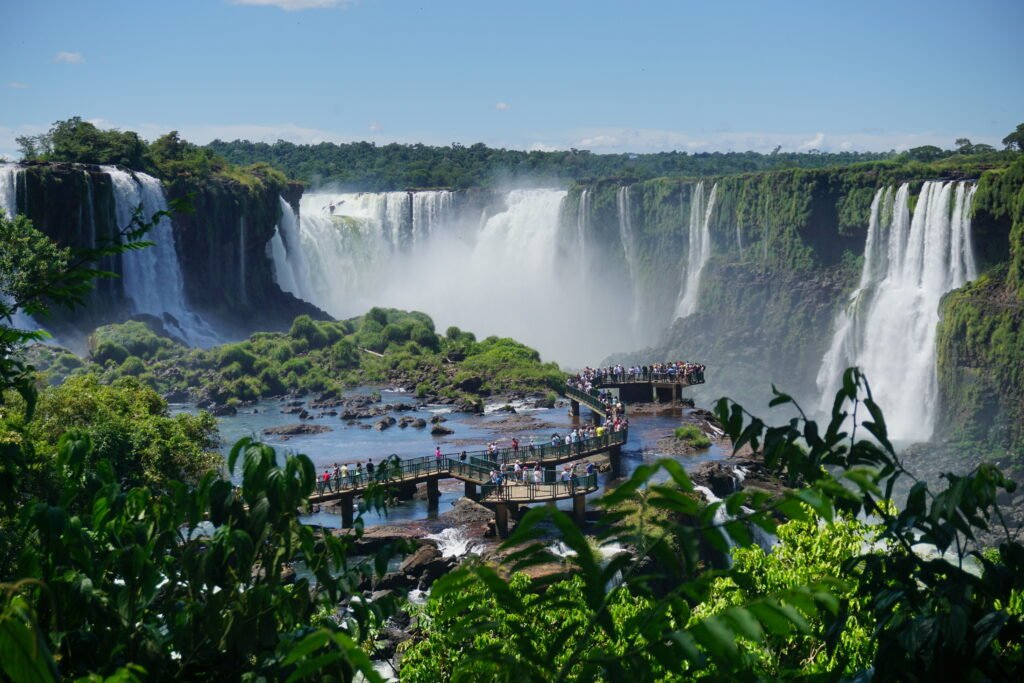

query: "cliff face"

left=162, top=173, right=320, bottom=335
left=935, top=158, right=1024, bottom=454
left=10, top=163, right=323, bottom=342
left=576, top=162, right=1019, bottom=448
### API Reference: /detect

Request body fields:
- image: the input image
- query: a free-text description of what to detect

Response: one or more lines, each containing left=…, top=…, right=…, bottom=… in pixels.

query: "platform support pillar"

left=340, top=492, right=355, bottom=528
left=495, top=503, right=510, bottom=538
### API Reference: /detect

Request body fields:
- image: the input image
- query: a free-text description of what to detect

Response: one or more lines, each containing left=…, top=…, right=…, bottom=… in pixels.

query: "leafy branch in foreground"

left=402, top=368, right=1024, bottom=682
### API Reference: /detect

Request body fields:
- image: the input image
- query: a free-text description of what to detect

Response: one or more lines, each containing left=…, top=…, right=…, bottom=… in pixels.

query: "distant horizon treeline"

left=12, top=116, right=1024, bottom=191
left=206, top=135, right=1022, bottom=191
left=207, top=138, right=900, bottom=190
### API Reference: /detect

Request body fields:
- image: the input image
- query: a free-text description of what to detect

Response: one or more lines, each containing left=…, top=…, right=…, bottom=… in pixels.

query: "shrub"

left=289, top=315, right=329, bottom=349
left=118, top=356, right=146, bottom=377
left=674, top=424, right=711, bottom=448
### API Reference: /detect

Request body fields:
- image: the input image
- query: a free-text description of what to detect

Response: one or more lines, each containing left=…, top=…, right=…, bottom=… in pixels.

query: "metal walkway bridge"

left=309, top=386, right=626, bottom=536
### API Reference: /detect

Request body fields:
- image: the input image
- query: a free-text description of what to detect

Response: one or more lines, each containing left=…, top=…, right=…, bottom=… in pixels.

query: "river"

left=190, top=389, right=730, bottom=529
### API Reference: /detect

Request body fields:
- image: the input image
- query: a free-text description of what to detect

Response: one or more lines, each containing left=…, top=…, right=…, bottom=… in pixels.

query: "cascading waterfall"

left=0, top=163, right=18, bottom=217
left=815, top=181, right=978, bottom=442
left=576, top=189, right=590, bottom=261
left=267, top=197, right=314, bottom=301
left=239, top=217, right=248, bottom=306
left=675, top=181, right=718, bottom=318
left=411, top=191, right=454, bottom=247
left=103, top=166, right=218, bottom=346
left=273, top=187, right=649, bottom=365
left=616, top=186, right=642, bottom=328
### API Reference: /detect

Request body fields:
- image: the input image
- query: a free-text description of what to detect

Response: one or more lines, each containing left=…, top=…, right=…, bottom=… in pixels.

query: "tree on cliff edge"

left=1003, top=122, right=1024, bottom=152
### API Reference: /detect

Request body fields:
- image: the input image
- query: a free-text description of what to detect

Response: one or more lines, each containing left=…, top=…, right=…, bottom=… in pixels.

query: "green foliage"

left=17, top=119, right=295, bottom=192
left=459, top=336, right=564, bottom=394
left=17, top=117, right=150, bottom=170
left=0, top=192, right=399, bottom=682
left=1003, top=122, right=1024, bottom=152
left=89, top=320, right=183, bottom=363
left=673, top=424, right=711, bottom=448
left=695, top=514, right=884, bottom=677
left=2, top=435, right=396, bottom=681
left=17, top=375, right=220, bottom=493
left=401, top=573, right=658, bottom=682
left=47, top=306, right=561, bottom=407
left=401, top=369, right=1024, bottom=681
left=205, top=138, right=900, bottom=191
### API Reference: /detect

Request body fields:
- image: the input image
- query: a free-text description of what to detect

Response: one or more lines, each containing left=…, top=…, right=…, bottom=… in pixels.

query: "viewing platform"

left=571, top=368, right=705, bottom=404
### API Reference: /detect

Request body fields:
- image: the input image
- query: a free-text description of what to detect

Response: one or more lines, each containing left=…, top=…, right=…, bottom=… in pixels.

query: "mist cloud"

left=53, top=51, right=84, bottom=64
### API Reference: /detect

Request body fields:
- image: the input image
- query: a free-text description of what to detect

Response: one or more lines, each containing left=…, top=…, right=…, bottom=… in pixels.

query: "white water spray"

left=273, top=188, right=641, bottom=365
left=815, top=181, right=978, bottom=441
left=616, top=186, right=643, bottom=329
left=676, top=182, right=718, bottom=318
left=425, top=527, right=479, bottom=558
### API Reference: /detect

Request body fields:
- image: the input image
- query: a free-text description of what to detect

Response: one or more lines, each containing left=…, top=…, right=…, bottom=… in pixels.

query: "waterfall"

left=815, top=181, right=978, bottom=442
left=268, top=196, right=314, bottom=301
left=239, top=216, right=248, bottom=306
left=0, top=164, right=18, bottom=217
left=577, top=188, right=590, bottom=263
left=675, top=181, right=718, bottom=318
left=616, top=186, right=642, bottom=328
left=278, top=187, right=644, bottom=365
left=103, top=166, right=218, bottom=346
left=425, top=527, right=479, bottom=558
left=411, top=191, right=454, bottom=246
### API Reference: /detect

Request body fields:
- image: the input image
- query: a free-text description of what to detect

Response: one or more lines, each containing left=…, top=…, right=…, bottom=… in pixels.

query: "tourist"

left=340, top=463, right=349, bottom=488
left=367, top=458, right=375, bottom=480
left=528, top=436, right=535, bottom=454
left=435, top=445, right=442, bottom=463
left=459, top=450, right=467, bottom=461
left=322, top=470, right=333, bottom=494
left=355, top=461, right=364, bottom=484
left=332, top=463, right=341, bottom=489
left=511, top=437, right=519, bottom=455
left=513, top=460, right=522, bottom=482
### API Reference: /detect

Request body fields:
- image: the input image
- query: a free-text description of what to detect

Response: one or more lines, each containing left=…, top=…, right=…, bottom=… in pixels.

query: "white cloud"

left=567, top=126, right=979, bottom=154
left=799, top=131, right=826, bottom=150
left=529, top=142, right=561, bottom=152
left=495, top=102, right=510, bottom=112
left=232, top=0, right=351, bottom=10
left=53, top=51, right=84, bottom=64
left=368, top=121, right=382, bottom=133
left=7, top=82, right=28, bottom=89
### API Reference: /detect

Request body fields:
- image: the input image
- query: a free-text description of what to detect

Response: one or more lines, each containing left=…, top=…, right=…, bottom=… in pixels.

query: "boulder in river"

left=431, top=424, right=454, bottom=436
left=263, top=423, right=333, bottom=439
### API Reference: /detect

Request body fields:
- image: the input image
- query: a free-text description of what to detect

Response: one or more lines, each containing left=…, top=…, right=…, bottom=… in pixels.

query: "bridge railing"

left=470, top=430, right=626, bottom=467
left=313, top=429, right=627, bottom=495
left=587, top=369, right=705, bottom=386
left=563, top=385, right=614, bottom=415
left=480, top=472, right=599, bottom=502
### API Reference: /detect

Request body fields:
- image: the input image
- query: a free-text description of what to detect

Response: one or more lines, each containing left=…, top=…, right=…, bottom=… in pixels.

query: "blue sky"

left=1, top=0, right=1021, bottom=159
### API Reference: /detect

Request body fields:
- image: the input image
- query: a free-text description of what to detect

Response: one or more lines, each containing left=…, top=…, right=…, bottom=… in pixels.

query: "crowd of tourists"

left=314, top=414, right=629, bottom=497
left=567, top=361, right=706, bottom=391
left=316, top=457, right=390, bottom=495
left=485, top=458, right=598, bottom=489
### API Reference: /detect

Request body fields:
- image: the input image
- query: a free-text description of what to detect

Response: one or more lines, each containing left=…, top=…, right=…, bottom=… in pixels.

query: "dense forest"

left=203, top=137, right=1021, bottom=191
